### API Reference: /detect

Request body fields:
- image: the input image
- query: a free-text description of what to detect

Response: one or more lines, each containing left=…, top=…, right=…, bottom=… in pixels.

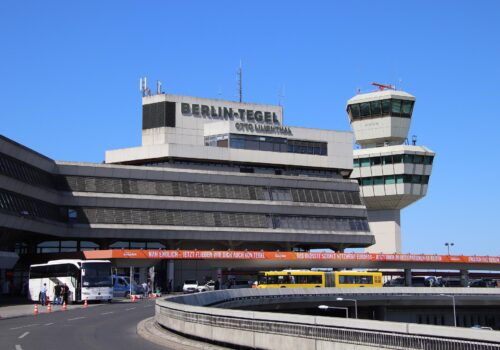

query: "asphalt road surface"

left=0, top=299, right=170, bottom=350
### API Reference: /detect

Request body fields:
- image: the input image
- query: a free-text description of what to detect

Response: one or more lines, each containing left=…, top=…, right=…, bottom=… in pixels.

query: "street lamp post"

left=439, top=294, right=457, bottom=327
left=444, top=242, right=454, bottom=255
left=336, top=297, right=358, bottom=319
left=318, top=305, right=349, bottom=318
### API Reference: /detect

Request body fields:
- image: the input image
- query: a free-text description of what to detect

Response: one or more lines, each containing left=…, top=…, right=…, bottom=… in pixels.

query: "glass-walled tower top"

left=346, top=88, right=416, bottom=148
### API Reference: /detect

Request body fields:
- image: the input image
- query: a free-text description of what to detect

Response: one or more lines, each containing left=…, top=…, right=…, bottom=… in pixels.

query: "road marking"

left=10, top=324, right=38, bottom=330
left=67, top=317, right=86, bottom=321
left=15, top=345, right=22, bottom=350
left=18, top=332, right=29, bottom=339
left=100, top=311, right=114, bottom=315
left=44, top=322, right=54, bottom=326
left=125, top=307, right=136, bottom=311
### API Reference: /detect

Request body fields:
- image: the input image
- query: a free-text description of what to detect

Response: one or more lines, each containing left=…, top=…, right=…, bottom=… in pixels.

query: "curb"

left=137, top=317, right=229, bottom=350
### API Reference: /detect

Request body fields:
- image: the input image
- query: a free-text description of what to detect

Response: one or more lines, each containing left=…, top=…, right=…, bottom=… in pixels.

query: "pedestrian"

left=54, top=283, right=61, bottom=305
left=142, top=281, right=147, bottom=297
left=214, top=280, right=220, bottom=290
left=62, top=283, right=69, bottom=304
left=40, top=283, right=47, bottom=306
left=167, top=280, right=172, bottom=294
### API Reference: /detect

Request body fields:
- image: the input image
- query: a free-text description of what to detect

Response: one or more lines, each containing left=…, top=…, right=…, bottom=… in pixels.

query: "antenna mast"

left=237, top=61, right=243, bottom=102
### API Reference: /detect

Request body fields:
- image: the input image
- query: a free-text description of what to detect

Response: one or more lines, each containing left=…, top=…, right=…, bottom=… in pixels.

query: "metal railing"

left=157, top=304, right=500, bottom=350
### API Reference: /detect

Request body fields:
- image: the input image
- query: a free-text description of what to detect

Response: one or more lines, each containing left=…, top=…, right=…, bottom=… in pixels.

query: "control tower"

left=346, top=83, right=435, bottom=253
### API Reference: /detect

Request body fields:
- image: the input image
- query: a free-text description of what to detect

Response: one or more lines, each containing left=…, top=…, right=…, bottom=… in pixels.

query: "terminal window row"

left=35, top=240, right=165, bottom=254
left=205, top=134, right=328, bottom=156
left=0, top=153, right=54, bottom=189
left=59, top=176, right=362, bottom=205
left=141, top=159, right=339, bottom=178
left=353, top=154, right=434, bottom=167
left=0, top=189, right=60, bottom=221
left=358, top=174, right=430, bottom=186
left=347, top=98, right=414, bottom=120
left=0, top=188, right=365, bottom=227
left=74, top=207, right=369, bottom=232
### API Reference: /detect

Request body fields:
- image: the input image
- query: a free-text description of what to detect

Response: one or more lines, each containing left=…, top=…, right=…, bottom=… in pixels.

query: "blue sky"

left=1, top=1, right=499, bottom=256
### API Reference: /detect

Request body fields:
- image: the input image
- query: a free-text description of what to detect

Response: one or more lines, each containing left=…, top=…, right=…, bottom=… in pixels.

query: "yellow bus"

left=256, top=270, right=383, bottom=288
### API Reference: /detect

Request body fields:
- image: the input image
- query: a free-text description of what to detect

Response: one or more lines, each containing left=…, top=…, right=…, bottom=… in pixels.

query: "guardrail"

left=155, top=289, right=500, bottom=350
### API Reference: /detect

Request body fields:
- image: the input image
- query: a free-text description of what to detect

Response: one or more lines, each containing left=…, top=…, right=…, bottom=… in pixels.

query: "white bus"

left=29, top=259, right=113, bottom=303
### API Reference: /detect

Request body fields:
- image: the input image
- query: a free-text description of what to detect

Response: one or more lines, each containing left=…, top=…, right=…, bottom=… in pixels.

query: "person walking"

left=62, top=283, right=69, bottom=305
left=54, top=283, right=61, bottom=305
left=40, top=283, right=47, bottom=306
left=142, top=281, right=147, bottom=297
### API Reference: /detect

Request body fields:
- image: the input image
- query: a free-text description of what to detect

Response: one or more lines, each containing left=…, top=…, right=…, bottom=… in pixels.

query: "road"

left=0, top=299, right=169, bottom=350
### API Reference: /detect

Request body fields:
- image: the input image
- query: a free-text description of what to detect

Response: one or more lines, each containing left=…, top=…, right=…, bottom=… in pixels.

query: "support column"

left=365, top=209, right=402, bottom=254
left=460, top=270, right=469, bottom=287
left=167, top=260, right=174, bottom=293
left=404, top=269, right=412, bottom=286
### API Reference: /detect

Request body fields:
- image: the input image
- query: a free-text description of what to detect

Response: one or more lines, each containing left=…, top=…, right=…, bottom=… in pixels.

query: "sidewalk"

left=0, top=298, right=133, bottom=319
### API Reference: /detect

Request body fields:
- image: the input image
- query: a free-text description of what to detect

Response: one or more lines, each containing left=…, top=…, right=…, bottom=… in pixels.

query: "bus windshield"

left=82, top=262, right=112, bottom=287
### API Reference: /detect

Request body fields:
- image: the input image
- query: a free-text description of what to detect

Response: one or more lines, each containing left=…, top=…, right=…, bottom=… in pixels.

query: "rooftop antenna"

left=140, top=77, right=151, bottom=97
left=278, top=84, right=285, bottom=106
left=237, top=60, right=243, bottom=102
left=371, top=82, right=395, bottom=91
left=156, top=80, right=162, bottom=95
left=398, top=78, right=403, bottom=91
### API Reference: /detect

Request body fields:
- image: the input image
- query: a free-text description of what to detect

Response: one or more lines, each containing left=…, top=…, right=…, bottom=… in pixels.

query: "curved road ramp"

left=153, top=288, right=500, bottom=350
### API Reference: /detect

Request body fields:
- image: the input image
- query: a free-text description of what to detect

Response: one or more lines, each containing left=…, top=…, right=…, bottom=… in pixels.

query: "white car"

left=182, top=280, right=199, bottom=293
left=197, top=281, right=216, bottom=292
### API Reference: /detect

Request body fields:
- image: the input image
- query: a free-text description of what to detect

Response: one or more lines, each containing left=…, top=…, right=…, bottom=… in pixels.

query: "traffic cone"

left=33, top=304, right=39, bottom=315
left=62, top=301, right=67, bottom=311
left=47, top=302, right=52, bottom=313
left=84, top=298, right=88, bottom=308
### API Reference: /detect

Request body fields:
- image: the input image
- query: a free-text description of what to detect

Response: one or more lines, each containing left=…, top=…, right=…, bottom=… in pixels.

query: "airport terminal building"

left=0, top=92, right=375, bottom=292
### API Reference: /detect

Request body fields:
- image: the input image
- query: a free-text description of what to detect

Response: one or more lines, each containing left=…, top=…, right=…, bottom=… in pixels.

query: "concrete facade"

left=0, top=91, right=375, bottom=292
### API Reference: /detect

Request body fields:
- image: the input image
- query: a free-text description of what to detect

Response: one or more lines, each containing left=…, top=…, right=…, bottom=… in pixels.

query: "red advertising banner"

left=83, top=249, right=500, bottom=265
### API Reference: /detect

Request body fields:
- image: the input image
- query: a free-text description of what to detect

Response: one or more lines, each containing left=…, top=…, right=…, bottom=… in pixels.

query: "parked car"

left=112, top=275, right=144, bottom=298
left=197, top=280, right=215, bottom=292
left=224, top=279, right=251, bottom=289
left=182, top=280, right=199, bottom=293
left=468, top=279, right=498, bottom=288
left=437, top=277, right=462, bottom=287
left=383, top=276, right=439, bottom=287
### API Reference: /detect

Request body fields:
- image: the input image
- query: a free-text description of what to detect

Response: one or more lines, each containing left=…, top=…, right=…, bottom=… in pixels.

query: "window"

left=360, top=158, right=370, bottom=167
left=423, top=156, right=434, bottom=165
left=60, top=241, right=77, bottom=252
left=80, top=241, right=99, bottom=251
left=68, top=208, right=78, bottom=220
left=396, top=175, right=404, bottom=184
left=360, top=103, right=371, bottom=117
left=110, top=241, right=130, bottom=249
left=353, top=159, right=360, bottom=168
left=371, top=157, right=382, bottom=166
left=385, top=176, right=396, bottom=184
left=373, top=177, right=384, bottom=185
left=391, top=99, right=402, bottom=116
left=350, top=104, right=360, bottom=118
left=361, top=178, right=373, bottom=186
left=413, top=155, right=424, bottom=164
left=392, top=154, right=403, bottom=163
left=383, top=156, right=393, bottom=165
left=370, top=101, right=381, bottom=115
left=403, top=154, right=414, bottom=163
left=402, top=100, right=413, bottom=117
left=381, top=99, right=391, bottom=114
